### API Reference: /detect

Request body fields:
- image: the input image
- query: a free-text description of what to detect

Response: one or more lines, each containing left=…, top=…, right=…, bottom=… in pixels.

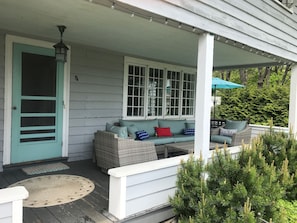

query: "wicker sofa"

left=94, top=119, right=251, bottom=171
left=94, top=119, right=195, bottom=170
left=210, top=120, right=251, bottom=146
left=94, top=130, right=158, bottom=171
left=118, top=119, right=195, bottom=156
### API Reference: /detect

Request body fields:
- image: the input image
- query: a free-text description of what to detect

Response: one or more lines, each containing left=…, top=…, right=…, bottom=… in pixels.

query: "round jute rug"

left=9, top=174, right=95, bottom=208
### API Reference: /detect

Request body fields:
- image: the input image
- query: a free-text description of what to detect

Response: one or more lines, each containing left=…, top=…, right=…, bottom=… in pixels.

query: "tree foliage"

left=213, top=65, right=291, bottom=127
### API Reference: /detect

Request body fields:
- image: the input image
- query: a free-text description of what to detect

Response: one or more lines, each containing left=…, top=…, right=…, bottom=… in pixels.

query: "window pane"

left=126, top=65, right=146, bottom=117
left=21, top=100, right=55, bottom=113
left=182, top=73, right=196, bottom=116
left=21, top=117, right=55, bottom=127
left=147, top=68, right=164, bottom=116
left=22, top=53, right=56, bottom=96
left=166, top=70, right=180, bottom=116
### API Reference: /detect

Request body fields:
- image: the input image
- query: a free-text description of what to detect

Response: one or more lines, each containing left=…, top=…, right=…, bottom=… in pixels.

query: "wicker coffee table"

left=164, top=141, right=224, bottom=158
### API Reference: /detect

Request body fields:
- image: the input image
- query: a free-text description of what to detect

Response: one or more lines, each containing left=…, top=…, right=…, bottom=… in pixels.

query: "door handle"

left=12, top=106, right=17, bottom=110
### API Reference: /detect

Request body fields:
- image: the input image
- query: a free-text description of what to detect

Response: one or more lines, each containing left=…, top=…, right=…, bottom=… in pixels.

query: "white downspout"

left=194, top=33, right=214, bottom=162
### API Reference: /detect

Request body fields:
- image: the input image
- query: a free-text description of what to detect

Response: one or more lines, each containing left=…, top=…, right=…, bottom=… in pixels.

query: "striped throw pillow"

left=135, top=130, right=150, bottom=140
left=183, top=128, right=195, bottom=135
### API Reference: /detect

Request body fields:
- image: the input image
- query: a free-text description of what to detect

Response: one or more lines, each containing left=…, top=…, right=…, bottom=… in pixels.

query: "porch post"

left=289, top=64, right=297, bottom=137
left=194, top=33, right=214, bottom=161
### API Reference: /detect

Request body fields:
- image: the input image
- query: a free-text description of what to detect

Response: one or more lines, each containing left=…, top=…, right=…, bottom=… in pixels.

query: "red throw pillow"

left=155, top=127, right=172, bottom=137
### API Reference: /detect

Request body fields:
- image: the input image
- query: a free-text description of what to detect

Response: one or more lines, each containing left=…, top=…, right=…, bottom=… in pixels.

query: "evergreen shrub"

left=259, top=125, right=297, bottom=201
left=277, top=200, right=297, bottom=223
left=170, top=132, right=295, bottom=222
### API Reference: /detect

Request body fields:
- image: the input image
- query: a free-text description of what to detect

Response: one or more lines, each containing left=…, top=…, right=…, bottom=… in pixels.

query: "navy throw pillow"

left=135, top=130, right=150, bottom=140
left=183, top=128, right=195, bottom=135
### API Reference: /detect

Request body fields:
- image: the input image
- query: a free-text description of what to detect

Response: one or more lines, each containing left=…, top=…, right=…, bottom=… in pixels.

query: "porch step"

left=102, top=205, right=175, bottom=223
left=3, top=157, right=68, bottom=171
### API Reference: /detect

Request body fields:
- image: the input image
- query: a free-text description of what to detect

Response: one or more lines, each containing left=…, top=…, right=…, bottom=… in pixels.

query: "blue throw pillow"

left=184, top=128, right=195, bottom=135
left=127, top=125, right=138, bottom=139
left=135, top=130, right=150, bottom=140
left=225, top=120, right=247, bottom=131
left=186, top=122, right=195, bottom=129
left=106, top=122, right=128, bottom=138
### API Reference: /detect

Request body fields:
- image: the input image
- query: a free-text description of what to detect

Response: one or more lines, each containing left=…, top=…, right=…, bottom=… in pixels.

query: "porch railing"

left=108, top=148, right=242, bottom=221
left=0, top=186, right=28, bottom=223
left=107, top=124, right=289, bottom=221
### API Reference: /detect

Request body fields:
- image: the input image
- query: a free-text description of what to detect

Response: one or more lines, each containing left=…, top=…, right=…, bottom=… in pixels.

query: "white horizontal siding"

left=0, top=202, right=12, bottom=221
left=126, top=188, right=176, bottom=217
left=126, top=165, right=179, bottom=186
left=125, top=167, right=178, bottom=216
left=68, top=44, right=124, bottom=161
left=126, top=175, right=177, bottom=201
left=0, top=186, right=28, bottom=223
left=108, top=156, right=185, bottom=220
left=108, top=148, right=242, bottom=221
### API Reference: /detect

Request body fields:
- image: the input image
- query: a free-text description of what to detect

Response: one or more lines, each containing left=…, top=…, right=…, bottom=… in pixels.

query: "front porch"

left=0, top=145, right=245, bottom=223
left=0, top=160, right=111, bottom=223
left=1, top=149, right=240, bottom=223
left=0, top=124, right=289, bottom=222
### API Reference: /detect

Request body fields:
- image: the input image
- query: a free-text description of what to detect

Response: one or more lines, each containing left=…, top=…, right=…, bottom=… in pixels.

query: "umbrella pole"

left=213, top=86, right=216, bottom=120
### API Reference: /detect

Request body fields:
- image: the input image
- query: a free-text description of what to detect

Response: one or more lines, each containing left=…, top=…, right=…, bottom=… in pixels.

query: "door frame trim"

left=3, top=34, right=70, bottom=165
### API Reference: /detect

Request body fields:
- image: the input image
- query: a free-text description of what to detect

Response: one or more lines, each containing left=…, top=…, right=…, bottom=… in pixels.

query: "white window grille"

left=182, top=73, right=196, bottom=116
left=166, top=70, right=180, bottom=116
left=148, top=68, right=164, bottom=117
left=123, top=57, right=196, bottom=119
left=126, top=64, right=146, bottom=117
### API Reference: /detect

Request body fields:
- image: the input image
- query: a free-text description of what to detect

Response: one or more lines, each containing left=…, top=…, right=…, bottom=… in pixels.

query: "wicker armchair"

left=210, top=120, right=252, bottom=146
left=94, top=130, right=158, bottom=171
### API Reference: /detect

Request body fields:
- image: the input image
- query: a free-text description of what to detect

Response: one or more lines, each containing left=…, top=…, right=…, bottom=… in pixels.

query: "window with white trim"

left=123, top=57, right=196, bottom=119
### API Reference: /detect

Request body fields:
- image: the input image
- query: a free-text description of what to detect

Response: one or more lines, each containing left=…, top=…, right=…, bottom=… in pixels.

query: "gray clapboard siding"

left=194, top=0, right=297, bottom=53
left=224, top=0, right=297, bottom=47
left=147, top=0, right=297, bottom=61
left=68, top=44, right=124, bottom=161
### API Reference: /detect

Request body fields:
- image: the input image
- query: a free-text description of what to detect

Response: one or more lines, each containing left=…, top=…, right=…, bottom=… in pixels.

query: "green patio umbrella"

left=212, top=77, right=244, bottom=120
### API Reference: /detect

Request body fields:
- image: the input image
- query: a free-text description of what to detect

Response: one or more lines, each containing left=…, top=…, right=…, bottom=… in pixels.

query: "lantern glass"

left=53, top=41, right=68, bottom=62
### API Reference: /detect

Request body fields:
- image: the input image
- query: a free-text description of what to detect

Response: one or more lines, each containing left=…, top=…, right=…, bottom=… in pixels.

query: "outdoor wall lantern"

left=53, top=25, right=69, bottom=63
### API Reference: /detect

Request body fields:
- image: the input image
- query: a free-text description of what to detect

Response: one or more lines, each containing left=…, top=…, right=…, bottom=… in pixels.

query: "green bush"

left=277, top=200, right=297, bottom=223
left=259, top=126, right=297, bottom=201
left=170, top=135, right=294, bottom=222
left=216, top=85, right=289, bottom=127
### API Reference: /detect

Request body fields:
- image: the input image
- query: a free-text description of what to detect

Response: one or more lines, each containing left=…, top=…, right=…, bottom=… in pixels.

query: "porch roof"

left=0, top=0, right=289, bottom=69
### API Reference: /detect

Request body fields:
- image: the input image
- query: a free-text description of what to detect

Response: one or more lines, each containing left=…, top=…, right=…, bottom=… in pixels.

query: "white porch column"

left=289, top=64, right=297, bottom=137
left=194, top=33, right=214, bottom=161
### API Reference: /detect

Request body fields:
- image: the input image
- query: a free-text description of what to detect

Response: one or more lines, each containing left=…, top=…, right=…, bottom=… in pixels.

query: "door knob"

left=12, top=106, right=17, bottom=110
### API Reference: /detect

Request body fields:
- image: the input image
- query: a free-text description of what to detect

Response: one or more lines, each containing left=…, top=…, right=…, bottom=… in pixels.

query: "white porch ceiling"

left=0, top=0, right=283, bottom=69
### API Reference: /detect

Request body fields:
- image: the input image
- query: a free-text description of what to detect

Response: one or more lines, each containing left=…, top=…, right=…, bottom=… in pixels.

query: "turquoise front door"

left=11, top=43, right=64, bottom=163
